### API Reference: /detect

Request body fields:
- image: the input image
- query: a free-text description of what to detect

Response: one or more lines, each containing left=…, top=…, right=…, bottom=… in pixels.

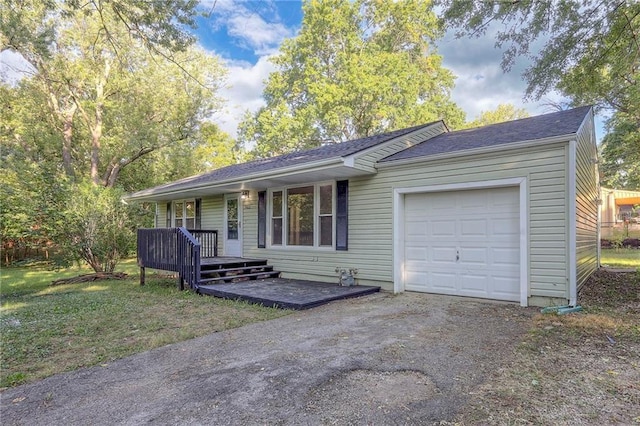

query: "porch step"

left=199, top=270, right=281, bottom=284
left=201, top=259, right=269, bottom=271
left=201, top=265, right=274, bottom=276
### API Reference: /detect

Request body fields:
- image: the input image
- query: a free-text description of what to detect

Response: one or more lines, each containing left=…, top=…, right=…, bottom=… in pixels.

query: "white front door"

left=224, top=194, right=242, bottom=257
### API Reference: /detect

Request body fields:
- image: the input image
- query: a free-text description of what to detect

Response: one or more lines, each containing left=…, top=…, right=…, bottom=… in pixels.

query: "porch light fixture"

left=241, top=190, right=250, bottom=200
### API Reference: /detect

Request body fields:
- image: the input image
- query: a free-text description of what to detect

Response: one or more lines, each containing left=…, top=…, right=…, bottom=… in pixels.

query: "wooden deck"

left=198, top=278, right=381, bottom=310
left=136, top=229, right=379, bottom=309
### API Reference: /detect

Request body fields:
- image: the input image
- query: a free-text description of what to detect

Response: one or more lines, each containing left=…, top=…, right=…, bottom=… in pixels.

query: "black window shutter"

left=195, top=198, right=202, bottom=230
left=166, top=203, right=171, bottom=228
left=258, top=191, right=266, bottom=248
left=336, top=180, right=348, bottom=251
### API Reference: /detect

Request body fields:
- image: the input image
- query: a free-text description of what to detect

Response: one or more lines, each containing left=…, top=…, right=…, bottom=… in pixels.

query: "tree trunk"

left=61, top=105, right=77, bottom=178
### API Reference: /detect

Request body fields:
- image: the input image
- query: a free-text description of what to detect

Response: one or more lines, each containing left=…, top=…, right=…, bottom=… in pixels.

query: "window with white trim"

left=173, top=199, right=196, bottom=228
left=269, top=183, right=334, bottom=248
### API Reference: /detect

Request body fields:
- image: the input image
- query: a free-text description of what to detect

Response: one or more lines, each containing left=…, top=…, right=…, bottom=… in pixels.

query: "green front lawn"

left=601, top=248, right=640, bottom=269
left=0, top=260, right=290, bottom=388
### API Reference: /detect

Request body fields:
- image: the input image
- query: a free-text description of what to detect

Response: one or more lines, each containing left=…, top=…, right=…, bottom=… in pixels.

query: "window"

left=287, top=186, right=314, bottom=246
left=173, top=199, right=196, bottom=228
left=269, top=183, right=334, bottom=248
left=319, top=184, right=333, bottom=246
left=272, top=191, right=283, bottom=245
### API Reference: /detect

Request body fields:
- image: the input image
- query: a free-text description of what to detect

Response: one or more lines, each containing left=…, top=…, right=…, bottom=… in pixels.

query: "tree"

left=57, top=183, right=144, bottom=273
left=440, top=0, right=639, bottom=189
left=239, top=0, right=464, bottom=158
left=438, top=1, right=639, bottom=113
left=1, top=6, right=227, bottom=188
left=1, top=0, right=199, bottom=61
left=599, top=112, right=640, bottom=190
left=0, top=1, right=232, bottom=268
left=464, top=103, right=529, bottom=129
left=0, top=82, right=69, bottom=263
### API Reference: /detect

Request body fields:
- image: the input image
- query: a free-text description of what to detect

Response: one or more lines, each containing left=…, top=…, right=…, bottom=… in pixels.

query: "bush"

left=56, top=183, right=141, bottom=273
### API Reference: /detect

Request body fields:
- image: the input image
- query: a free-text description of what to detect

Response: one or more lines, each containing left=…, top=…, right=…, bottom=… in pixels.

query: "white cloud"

left=213, top=55, right=278, bottom=138
left=226, top=13, right=291, bottom=55
left=202, top=0, right=294, bottom=56
left=436, top=28, right=610, bottom=142
left=438, top=28, right=560, bottom=121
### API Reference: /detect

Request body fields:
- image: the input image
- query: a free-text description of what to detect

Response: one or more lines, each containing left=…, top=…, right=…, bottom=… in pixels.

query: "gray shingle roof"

left=381, top=106, right=592, bottom=163
left=130, top=123, right=436, bottom=196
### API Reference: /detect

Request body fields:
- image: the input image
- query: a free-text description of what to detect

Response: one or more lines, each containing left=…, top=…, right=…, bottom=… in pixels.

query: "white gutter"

left=568, top=139, right=578, bottom=307
left=377, top=133, right=576, bottom=169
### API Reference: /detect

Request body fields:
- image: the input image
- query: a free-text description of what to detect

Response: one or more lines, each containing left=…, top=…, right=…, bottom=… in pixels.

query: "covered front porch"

left=136, top=228, right=380, bottom=310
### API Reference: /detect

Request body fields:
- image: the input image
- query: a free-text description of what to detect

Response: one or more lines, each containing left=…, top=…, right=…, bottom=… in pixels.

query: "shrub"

left=56, top=182, right=141, bottom=273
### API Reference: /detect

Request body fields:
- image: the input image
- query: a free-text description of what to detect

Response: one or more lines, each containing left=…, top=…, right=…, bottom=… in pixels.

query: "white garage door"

left=404, top=186, right=520, bottom=302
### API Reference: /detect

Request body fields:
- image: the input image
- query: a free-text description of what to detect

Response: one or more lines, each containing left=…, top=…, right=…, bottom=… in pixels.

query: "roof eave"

left=377, top=133, right=578, bottom=169
left=125, top=157, right=372, bottom=202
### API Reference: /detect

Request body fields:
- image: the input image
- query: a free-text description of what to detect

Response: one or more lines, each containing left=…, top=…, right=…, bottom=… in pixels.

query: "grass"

left=601, top=248, right=640, bottom=269
left=0, top=259, right=291, bottom=388
left=456, top=269, right=640, bottom=425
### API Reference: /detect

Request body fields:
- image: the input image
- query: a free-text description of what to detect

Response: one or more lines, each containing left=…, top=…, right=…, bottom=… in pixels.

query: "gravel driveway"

left=1, top=292, right=535, bottom=425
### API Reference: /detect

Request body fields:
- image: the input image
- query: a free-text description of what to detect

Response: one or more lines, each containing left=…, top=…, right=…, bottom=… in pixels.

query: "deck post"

left=140, top=266, right=145, bottom=286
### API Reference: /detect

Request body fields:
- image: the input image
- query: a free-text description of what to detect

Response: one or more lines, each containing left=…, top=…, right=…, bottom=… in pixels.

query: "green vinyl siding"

left=200, top=196, right=224, bottom=232
left=157, top=203, right=167, bottom=228
left=244, top=143, right=571, bottom=305
left=574, top=113, right=599, bottom=290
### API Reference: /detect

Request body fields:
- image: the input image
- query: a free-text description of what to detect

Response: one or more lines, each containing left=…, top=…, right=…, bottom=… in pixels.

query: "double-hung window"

left=173, top=200, right=196, bottom=228
left=269, top=183, right=334, bottom=248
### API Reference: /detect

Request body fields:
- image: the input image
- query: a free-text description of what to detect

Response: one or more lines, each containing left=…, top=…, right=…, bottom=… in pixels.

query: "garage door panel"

left=492, top=276, right=521, bottom=300
left=404, top=186, right=520, bottom=302
left=461, top=219, right=487, bottom=236
left=460, top=274, right=489, bottom=294
left=429, top=272, right=456, bottom=291
left=431, top=246, right=456, bottom=263
left=460, top=191, right=488, bottom=209
left=431, top=220, right=456, bottom=236
left=405, top=248, right=427, bottom=263
left=460, top=247, right=487, bottom=264
left=492, top=219, right=519, bottom=236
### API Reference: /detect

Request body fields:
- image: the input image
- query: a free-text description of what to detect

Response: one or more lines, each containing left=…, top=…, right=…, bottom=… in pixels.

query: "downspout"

left=568, top=140, right=578, bottom=307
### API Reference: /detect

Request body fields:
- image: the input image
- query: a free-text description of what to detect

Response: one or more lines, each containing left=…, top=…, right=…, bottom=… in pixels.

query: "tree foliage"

left=1, top=0, right=199, bottom=61
left=2, top=7, right=227, bottom=188
left=239, top=0, right=464, bottom=157
left=464, top=103, right=529, bottom=129
left=56, top=183, right=144, bottom=273
left=0, top=0, right=234, bottom=266
left=440, top=0, right=639, bottom=190
left=599, top=113, right=640, bottom=190
left=439, top=1, right=639, bottom=111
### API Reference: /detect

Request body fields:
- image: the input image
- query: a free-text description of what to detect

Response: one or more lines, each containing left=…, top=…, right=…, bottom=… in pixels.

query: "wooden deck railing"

left=188, top=229, right=218, bottom=258
left=137, top=228, right=218, bottom=290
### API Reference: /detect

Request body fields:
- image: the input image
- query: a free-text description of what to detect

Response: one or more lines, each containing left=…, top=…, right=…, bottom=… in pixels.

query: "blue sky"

left=192, top=0, right=605, bottom=141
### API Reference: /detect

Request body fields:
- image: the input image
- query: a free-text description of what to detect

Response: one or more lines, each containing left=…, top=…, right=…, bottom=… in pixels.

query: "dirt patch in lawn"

left=455, top=269, right=640, bottom=425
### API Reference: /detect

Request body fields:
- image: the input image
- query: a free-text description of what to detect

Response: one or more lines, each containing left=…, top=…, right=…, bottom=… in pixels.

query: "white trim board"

left=393, top=178, right=529, bottom=307
left=568, top=140, right=578, bottom=306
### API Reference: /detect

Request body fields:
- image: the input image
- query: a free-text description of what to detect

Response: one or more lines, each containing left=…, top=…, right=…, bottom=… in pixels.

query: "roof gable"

left=381, top=106, right=592, bottom=163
